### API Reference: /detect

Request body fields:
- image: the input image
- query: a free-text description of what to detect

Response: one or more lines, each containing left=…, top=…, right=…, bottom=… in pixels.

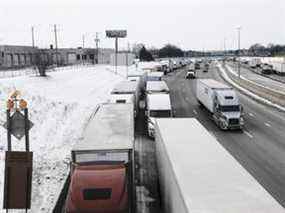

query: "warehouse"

left=0, top=45, right=115, bottom=69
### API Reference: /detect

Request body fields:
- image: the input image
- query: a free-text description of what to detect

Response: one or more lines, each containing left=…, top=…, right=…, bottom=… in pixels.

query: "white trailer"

left=155, top=118, right=285, bottom=213
left=146, top=72, right=164, bottom=81
left=127, top=70, right=147, bottom=92
left=146, top=81, right=170, bottom=94
left=271, top=62, right=285, bottom=76
left=249, top=58, right=262, bottom=68
left=111, top=81, right=141, bottom=117
left=146, top=93, right=172, bottom=137
left=196, top=79, right=244, bottom=130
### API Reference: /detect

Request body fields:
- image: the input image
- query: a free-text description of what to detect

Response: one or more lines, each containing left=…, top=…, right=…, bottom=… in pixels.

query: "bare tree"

left=33, top=50, right=52, bottom=76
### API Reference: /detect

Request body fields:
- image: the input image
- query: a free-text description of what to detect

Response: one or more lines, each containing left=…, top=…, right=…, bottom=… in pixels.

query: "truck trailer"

left=146, top=93, right=172, bottom=137
left=155, top=118, right=285, bottom=213
left=111, top=81, right=141, bottom=117
left=196, top=79, right=244, bottom=130
left=146, top=81, right=170, bottom=94
left=65, top=103, right=135, bottom=213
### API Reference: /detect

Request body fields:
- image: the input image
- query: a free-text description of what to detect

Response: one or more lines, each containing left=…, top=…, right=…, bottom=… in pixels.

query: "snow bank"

left=0, top=65, right=124, bottom=212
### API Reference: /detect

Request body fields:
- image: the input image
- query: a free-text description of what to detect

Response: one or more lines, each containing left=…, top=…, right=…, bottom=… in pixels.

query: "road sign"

left=106, top=30, right=127, bottom=38
left=3, top=111, right=34, bottom=140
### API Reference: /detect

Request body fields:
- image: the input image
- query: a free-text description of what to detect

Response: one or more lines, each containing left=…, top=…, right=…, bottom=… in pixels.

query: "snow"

left=0, top=65, right=125, bottom=212
left=217, top=63, right=285, bottom=113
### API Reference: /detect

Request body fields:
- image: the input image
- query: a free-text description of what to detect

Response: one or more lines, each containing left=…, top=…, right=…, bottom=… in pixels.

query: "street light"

left=237, top=26, right=242, bottom=79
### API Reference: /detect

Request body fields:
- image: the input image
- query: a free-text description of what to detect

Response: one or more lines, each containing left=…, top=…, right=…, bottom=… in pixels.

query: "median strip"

left=217, top=63, right=285, bottom=113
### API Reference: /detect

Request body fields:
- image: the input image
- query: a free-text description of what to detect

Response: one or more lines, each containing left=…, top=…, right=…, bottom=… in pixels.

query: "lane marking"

left=193, top=109, right=198, bottom=115
left=248, top=113, right=255, bottom=117
left=243, top=130, right=253, bottom=139
left=265, top=122, right=271, bottom=127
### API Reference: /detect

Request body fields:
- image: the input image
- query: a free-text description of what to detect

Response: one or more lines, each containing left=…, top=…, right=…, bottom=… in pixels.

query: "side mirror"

left=240, top=105, right=244, bottom=114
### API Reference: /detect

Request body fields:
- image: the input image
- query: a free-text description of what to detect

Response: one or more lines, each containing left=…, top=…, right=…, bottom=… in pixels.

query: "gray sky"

left=0, top=0, right=284, bottom=50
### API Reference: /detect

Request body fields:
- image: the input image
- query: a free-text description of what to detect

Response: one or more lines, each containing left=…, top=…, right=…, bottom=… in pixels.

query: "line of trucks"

left=60, top=63, right=271, bottom=212
left=234, top=57, right=285, bottom=75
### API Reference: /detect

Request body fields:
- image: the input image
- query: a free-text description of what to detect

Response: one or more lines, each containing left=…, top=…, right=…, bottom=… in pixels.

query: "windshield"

left=220, top=105, right=240, bottom=112
left=149, top=110, right=171, bottom=117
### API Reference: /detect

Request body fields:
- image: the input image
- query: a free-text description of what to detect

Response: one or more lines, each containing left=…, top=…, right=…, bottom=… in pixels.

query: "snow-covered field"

left=0, top=65, right=126, bottom=212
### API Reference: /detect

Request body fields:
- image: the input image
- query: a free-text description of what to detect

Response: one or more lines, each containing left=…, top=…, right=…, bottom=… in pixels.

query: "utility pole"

left=95, top=32, right=100, bottom=64
left=54, top=24, right=59, bottom=66
left=31, top=26, right=35, bottom=48
left=82, top=34, right=85, bottom=49
left=224, top=38, right=227, bottom=59
left=237, top=26, right=241, bottom=79
left=126, top=42, right=130, bottom=78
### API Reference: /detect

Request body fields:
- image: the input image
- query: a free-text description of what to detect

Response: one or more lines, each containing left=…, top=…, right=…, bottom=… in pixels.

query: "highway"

left=164, top=64, right=285, bottom=208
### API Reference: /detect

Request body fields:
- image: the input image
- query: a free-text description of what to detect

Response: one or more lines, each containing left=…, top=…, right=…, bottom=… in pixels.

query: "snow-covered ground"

left=0, top=65, right=127, bottom=212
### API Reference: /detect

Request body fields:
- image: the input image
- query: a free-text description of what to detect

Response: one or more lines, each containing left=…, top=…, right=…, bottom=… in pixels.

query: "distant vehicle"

left=146, top=72, right=164, bottom=81
left=270, top=61, right=285, bottom=76
left=260, top=63, right=273, bottom=75
left=196, top=79, right=244, bottom=130
left=194, top=62, right=200, bottom=69
left=249, top=58, right=262, bottom=68
left=203, top=63, right=209, bottom=72
left=146, top=81, right=170, bottom=94
left=65, top=103, right=135, bottom=213
left=185, top=70, right=196, bottom=79
left=155, top=118, right=285, bottom=213
left=188, top=63, right=195, bottom=71
left=111, top=81, right=141, bottom=116
left=146, top=93, right=172, bottom=137
left=127, top=70, right=147, bottom=92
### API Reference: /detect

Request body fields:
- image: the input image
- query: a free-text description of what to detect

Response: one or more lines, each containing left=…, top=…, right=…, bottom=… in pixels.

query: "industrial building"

left=0, top=45, right=116, bottom=69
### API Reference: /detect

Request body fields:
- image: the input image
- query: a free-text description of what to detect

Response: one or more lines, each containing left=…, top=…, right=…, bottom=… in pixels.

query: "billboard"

left=106, top=30, right=127, bottom=38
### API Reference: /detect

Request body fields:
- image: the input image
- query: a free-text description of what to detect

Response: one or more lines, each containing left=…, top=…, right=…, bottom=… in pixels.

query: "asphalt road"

left=135, top=96, right=161, bottom=213
left=227, top=62, right=285, bottom=93
left=164, top=64, right=285, bottom=208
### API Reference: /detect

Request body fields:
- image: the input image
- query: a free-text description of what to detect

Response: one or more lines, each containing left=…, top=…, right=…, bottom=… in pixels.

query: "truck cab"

left=66, top=164, right=128, bottom=213
left=196, top=79, right=244, bottom=130
left=212, top=89, right=244, bottom=130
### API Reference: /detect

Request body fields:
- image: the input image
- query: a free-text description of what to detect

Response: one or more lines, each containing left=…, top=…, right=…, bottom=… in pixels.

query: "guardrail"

left=222, top=64, right=285, bottom=108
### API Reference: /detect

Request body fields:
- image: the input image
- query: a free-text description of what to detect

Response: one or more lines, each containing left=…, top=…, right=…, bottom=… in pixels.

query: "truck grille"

left=229, top=118, right=239, bottom=125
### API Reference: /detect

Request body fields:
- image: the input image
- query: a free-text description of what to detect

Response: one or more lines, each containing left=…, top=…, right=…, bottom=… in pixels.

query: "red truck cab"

left=65, top=164, right=128, bottom=213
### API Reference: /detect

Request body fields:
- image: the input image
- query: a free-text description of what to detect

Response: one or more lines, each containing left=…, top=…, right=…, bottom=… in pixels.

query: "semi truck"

left=111, top=81, right=141, bottom=117
left=271, top=61, right=285, bottom=76
left=146, top=72, right=164, bottom=81
left=155, top=118, right=285, bottom=213
left=65, top=103, right=135, bottom=213
left=146, top=93, right=172, bottom=137
left=249, top=58, right=262, bottom=68
left=196, top=79, right=244, bottom=130
left=146, top=81, right=170, bottom=94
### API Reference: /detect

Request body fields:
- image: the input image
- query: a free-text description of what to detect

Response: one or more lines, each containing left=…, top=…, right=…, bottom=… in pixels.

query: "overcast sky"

left=0, top=0, right=284, bottom=50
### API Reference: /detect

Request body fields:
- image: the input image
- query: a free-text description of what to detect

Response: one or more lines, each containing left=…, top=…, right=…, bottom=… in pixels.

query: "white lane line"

left=248, top=113, right=255, bottom=117
left=193, top=109, right=198, bottom=115
left=243, top=130, right=253, bottom=139
left=265, top=122, right=271, bottom=127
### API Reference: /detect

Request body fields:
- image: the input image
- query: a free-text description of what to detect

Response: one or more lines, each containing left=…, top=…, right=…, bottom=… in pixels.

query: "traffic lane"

left=164, top=67, right=197, bottom=117
left=165, top=66, right=285, bottom=207
left=228, top=63, right=285, bottom=93
left=209, top=65, right=285, bottom=206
